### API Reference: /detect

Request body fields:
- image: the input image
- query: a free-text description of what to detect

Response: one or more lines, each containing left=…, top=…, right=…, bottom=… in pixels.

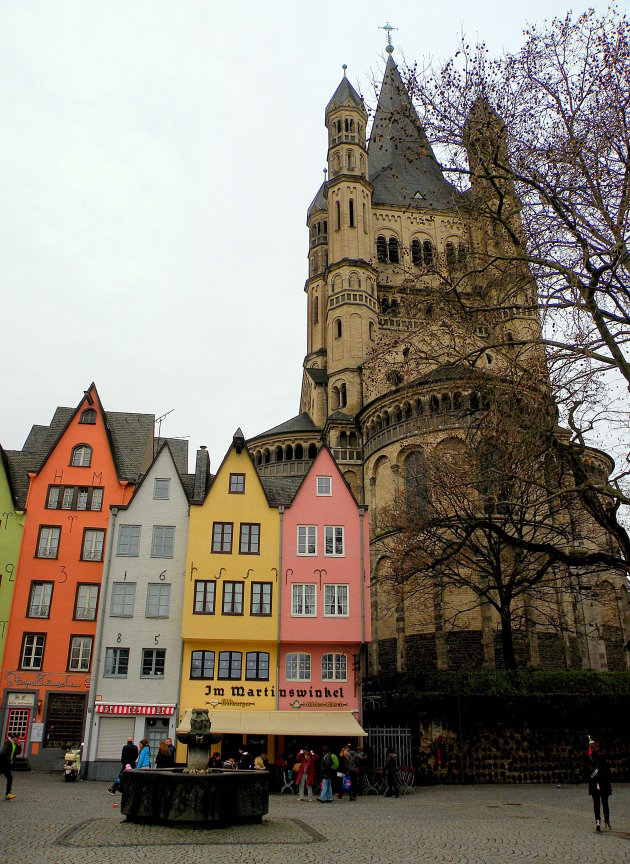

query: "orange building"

left=0, top=384, right=154, bottom=764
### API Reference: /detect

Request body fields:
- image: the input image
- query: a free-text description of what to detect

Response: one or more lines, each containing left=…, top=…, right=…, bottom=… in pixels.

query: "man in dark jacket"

left=346, top=743, right=366, bottom=801
left=108, top=737, right=139, bottom=794
left=588, top=741, right=612, bottom=831
left=0, top=736, right=22, bottom=799
left=318, top=745, right=336, bottom=802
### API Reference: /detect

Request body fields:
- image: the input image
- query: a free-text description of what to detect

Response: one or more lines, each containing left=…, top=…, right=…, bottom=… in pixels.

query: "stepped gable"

left=368, top=54, right=459, bottom=209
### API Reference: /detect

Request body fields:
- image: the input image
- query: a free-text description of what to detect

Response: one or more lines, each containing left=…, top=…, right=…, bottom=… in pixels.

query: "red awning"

left=95, top=703, right=175, bottom=716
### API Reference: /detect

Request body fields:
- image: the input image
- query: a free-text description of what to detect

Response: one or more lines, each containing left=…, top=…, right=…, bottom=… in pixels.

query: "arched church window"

left=349, top=272, right=360, bottom=289
left=360, top=156, right=366, bottom=177
left=429, top=396, right=439, bottom=415
left=458, top=244, right=467, bottom=264
left=295, top=444, right=304, bottom=459
left=335, top=318, right=342, bottom=338
left=263, top=449, right=270, bottom=464
left=275, top=446, right=283, bottom=463
left=445, top=242, right=456, bottom=265
left=349, top=198, right=355, bottom=227
left=340, top=383, right=347, bottom=408
left=339, top=432, right=347, bottom=447
left=308, top=443, right=318, bottom=459
left=349, top=432, right=358, bottom=447
left=336, top=201, right=341, bottom=230
left=376, top=235, right=387, bottom=262
left=441, top=393, right=452, bottom=412
left=411, top=239, right=422, bottom=266
left=313, top=296, right=319, bottom=324
left=423, top=240, right=433, bottom=266
left=285, top=445, right=294, bottom=461
left=388, top=237, right=400, bottom=264
left=404, top=451, right=429, bottom=516
left=453, top=392, right=462, bottom=410
left=369, top=321, right=375, bottom=340
left=331, top=386, right=340, bottom=410
left=470, top=391, right=480, bottom=412
left=347, top=150, right=355, bottom=170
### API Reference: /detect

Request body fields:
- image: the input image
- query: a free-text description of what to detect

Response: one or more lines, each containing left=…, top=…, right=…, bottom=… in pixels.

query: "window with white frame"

left=104, top=646, right=129, bottom=677
left=297, top=525, right=317, bottom=556
left=324, top=526, right=345, bottom=556
left=110, top=582, right=136, bottom=617
left=153, top=478, right=170, bottom=500
left=36, top=526, right=60, bottom=559
left=27, top=582, right=53, bottom=618
left=68, top=635, right=92, bottom=671
left=20, top=634, right=46, bottom=670
left=151, top=525, right=175, bottom=557
left=117, top=524, right=141, bottom=556
left=62, top=488, right=74, bottom=509
left=194, top=580, right=215, bottom=614
left=71, top=444, right=92, bottom=467
left=82, top=529, right=105, bottom=561
left=316, top=476, right=332, bottom=496
left=324, top=584, right=349, bottom=616
left=141, top=648, right=166, bottom=677
left=322, top=652, right=347, bottom=680
left=146, top=583, right=171, bottom=618
left=74, top=583, right=99, bottom=620
left=291, top=583, right=316, bottom=616
left=91, top=488, right=104, bottom=511
left=285, top=652, right=311, bottom=681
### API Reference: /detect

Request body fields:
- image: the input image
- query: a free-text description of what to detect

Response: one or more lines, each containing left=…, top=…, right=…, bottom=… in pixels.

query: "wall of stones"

left=364, top=691, right=630, bottom=784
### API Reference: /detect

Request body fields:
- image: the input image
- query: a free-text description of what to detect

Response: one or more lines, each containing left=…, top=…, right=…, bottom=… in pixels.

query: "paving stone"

left=1, top=772, right=629, bottom=864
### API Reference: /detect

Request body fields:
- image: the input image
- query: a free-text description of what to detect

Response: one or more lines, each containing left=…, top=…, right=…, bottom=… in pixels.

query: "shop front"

left=86, top=702, right=177, bottom=780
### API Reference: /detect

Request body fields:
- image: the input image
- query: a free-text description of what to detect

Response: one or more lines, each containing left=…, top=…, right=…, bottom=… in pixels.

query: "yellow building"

left=179, top=429, right=287, bottom=762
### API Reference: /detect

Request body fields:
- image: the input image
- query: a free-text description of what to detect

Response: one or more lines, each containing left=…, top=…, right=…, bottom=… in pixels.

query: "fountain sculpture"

left=119, top=708, right=269, bottom=825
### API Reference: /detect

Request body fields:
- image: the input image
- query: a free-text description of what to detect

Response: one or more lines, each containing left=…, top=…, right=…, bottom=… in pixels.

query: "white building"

left=84, top=442, right=204, bottom=779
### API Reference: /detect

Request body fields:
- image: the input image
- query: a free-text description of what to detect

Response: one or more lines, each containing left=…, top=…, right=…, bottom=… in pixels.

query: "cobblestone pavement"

left=2, top=772, right=629, bottom=864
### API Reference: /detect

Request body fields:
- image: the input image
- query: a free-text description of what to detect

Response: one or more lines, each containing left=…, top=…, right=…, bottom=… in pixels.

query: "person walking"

left=336, top=745, right=349, bottom=799
left=384, top=747, right=399, bottom=798
left=136, top=738, right=151, bottom=770
left=108, top=736, right=138, bottom=794
left=0, top=736, right=22, bottom=800
left=165, top=737, right=176, bottom=759
left=588, top=741, right=612, bottom=831
left=318, top=745, right=336, bottom=803
left=155, top=740, right=174, bottom=768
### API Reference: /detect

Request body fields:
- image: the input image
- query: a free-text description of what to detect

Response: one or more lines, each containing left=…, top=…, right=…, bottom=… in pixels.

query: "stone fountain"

left=119, top=708, right=269, bottom=825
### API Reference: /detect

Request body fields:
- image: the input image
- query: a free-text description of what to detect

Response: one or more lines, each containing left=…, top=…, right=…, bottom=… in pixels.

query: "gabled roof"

left=11, top=386, right=154, bottom=502
left=159, top=437, right=189, bottom=476
left=289, top=444, right=363, bottom=510
left=325, top=75, right=363, bottom=117
left=259, top=476, right=303, bottom=507
left=120, top=440, right=192, bottom=508
left=368, top=55, right=459, bottom=210
left=1, top=446, right=25, bottom=510
left=251, top=412, right=319, bottom=440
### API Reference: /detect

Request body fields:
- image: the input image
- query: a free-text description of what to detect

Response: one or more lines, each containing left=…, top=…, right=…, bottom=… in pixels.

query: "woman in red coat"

left=296, top=749, right=318, bottom=801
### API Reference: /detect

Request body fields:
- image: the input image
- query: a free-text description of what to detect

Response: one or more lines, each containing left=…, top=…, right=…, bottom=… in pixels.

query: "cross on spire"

left=379, top=21, right=397, bottom=54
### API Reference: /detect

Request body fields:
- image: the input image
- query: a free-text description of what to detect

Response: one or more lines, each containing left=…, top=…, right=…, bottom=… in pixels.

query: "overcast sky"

left=1, top=0, right=614, bottom=471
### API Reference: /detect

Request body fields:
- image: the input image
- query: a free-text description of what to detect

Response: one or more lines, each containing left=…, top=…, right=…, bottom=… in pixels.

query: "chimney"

left=193, top=446, right=210, bottom=502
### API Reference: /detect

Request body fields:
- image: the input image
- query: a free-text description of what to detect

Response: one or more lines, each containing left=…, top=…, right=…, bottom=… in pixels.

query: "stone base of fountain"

left=120, top=767, right=270, bottom=825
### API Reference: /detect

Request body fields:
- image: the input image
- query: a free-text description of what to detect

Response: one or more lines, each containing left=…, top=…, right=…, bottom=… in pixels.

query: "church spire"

left=368, top=54, right=458, bottom=209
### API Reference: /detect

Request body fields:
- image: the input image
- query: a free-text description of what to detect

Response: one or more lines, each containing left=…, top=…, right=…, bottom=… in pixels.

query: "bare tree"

left=375, top=374, right=626, bottom=669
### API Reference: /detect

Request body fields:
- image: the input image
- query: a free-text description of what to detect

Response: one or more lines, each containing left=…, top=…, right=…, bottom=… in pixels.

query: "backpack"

left=330, top=753, right=339, bottom=771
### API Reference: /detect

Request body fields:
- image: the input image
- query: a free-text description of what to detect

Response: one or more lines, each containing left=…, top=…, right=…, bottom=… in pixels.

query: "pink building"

left=279, top=448, right=370, bottom=724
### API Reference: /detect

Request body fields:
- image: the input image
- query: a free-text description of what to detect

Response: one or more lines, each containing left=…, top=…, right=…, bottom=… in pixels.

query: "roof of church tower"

left=325, top=74, right=363, bottom=117
left=368, top=55, right=459, bottom=209
left=254, top=412, right=319, bottom=438
left=307, top=181, right=327, bottom=218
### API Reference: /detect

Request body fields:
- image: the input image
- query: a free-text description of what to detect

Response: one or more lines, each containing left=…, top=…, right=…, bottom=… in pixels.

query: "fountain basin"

left=120, top=767, right=270, bottom=825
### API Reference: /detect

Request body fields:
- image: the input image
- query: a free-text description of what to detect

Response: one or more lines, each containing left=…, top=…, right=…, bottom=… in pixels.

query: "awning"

left=202, top=710, right=366, bottom=737
left=95, top=703, right=175, bottom=716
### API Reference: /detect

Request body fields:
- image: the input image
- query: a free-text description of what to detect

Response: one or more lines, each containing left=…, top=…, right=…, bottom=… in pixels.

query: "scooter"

left=64, top=743, right=83, bottom=781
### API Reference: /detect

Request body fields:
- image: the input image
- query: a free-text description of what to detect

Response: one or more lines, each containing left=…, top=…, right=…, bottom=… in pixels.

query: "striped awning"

left=95, top=703, right=175, bottom=716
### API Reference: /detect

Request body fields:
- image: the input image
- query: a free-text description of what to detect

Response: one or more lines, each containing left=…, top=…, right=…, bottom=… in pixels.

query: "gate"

left=364, top=726, right=412, bottom=768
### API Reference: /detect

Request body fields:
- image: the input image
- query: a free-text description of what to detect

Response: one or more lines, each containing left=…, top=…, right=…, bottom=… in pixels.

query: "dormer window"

left=71, top=445, right=92, bottom=467
left=80, top=409, right=96, bottom=425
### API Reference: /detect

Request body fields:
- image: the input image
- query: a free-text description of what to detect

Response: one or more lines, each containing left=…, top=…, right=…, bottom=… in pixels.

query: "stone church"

left=248, top=49, right=630, bottom=678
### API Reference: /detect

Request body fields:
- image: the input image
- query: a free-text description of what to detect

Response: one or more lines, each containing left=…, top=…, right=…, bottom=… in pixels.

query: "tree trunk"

left=500, top=607, right=517, bottom=670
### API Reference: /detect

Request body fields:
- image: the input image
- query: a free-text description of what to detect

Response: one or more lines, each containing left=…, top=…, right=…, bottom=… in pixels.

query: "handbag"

left=292, top=762, right=301, bottom=774
left=342, top=774, right=352, bottom=791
